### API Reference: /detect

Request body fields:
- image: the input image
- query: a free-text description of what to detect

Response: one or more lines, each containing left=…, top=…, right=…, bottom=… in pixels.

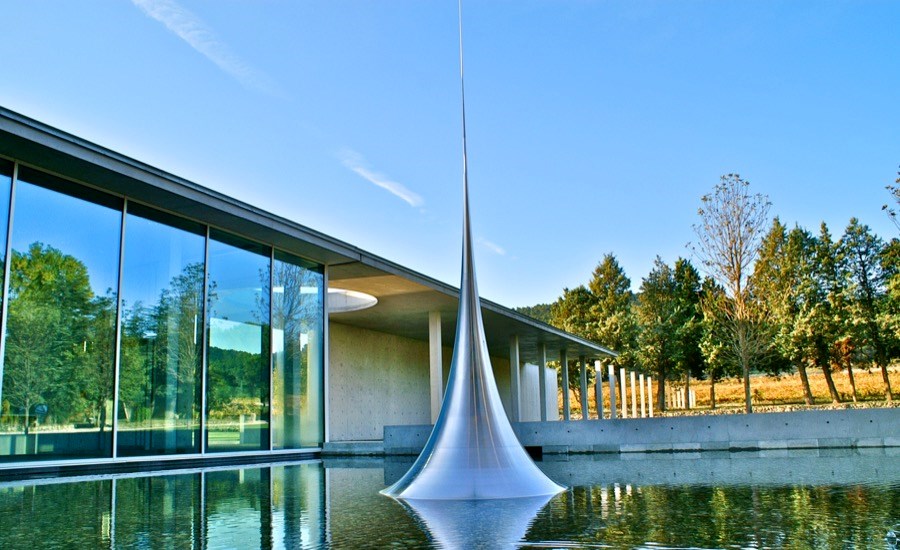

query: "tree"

left=586, top=254, right=638, bottom=371
left=840, top=218, right=894, bottom=403
left=671, top=258, right=705, bottom=404
left=635, top=257, right=704, bottom=411
left=755, top=222, right=841, bottom=405
left=551, top=285, right=599, bottom=408
left=881, top=166, right=900, bottom=233
left=636, top=258, right=678, bottom=411
left=1, top=243, right=98, bottom=433
left=698, top=277, right=740, bottom=408
left=515, top=303, right=552, bottom=324
left=692, top=174, right=772, bottom=413
left=550, top=254, right=637, bottom=410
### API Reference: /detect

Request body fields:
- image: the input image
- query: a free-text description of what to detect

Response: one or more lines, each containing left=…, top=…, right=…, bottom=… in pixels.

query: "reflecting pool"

left=1, top=450, right=897, bottom=548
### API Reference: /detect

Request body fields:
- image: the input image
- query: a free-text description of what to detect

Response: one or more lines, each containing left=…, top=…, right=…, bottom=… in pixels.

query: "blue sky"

left=2, top=1, right=898, bottom=308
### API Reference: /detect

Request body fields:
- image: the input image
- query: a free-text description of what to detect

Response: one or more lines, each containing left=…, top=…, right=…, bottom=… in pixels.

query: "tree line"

left=520, top=172, right=900, bottom=413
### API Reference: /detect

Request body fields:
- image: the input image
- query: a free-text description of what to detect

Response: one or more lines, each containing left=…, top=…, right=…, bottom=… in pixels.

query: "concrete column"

left=560, top=349, right=570, bottom=421
left=639, top=374, right=646, bottom=418
left=579, top=355, right=588, bottom=420
left=620, top=367, right=628, bottom=418
left=509, top=335, right=521, bottom=423
left=647, top=377, right=654, bottom=417
left=631, top=371, right=637, bottom=418
left=538, top=343, right=548, bottom=422
left=428, top=311, right=443, bottom=424
left=594, top=360, right=604, bottom=420
left=608, top=364, right=617, bottom=420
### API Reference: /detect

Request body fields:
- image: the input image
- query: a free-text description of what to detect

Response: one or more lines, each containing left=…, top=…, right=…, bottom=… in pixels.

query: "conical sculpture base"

left=381, top=182, right=564, bottom=500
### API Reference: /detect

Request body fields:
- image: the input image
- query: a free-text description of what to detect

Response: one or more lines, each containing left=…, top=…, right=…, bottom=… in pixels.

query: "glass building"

left=0, top=162, right=325, bottom=464
left=0, top=107, right=612, bottom=473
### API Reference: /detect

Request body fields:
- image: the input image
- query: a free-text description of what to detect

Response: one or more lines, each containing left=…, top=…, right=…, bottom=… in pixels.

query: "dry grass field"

left=563, top=366, right=899, bottom=419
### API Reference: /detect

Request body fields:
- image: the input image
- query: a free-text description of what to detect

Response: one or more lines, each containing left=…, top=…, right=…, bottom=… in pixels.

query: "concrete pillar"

left=594, top=360, right=604, bottom=420
left=620, top=367, right=628, bottom=419
left=630, top=371, right=637, bottom=418
left=639, top=374, right=646, bottom=418
left=429, top=311, right=443, bottom=423
left=579, top=355, right=588, bottom=420
left=647, top=377, right=654, bottom=417
left=608, top=364, right=617, bottom=420
left=560, top=349, right=570, bottom=421
left=538, top=343, right=548, bottom=421
left=509, top=335, right=521, bottom=423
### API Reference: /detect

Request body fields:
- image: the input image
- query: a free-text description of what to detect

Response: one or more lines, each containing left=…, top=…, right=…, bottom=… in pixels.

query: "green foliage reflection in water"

left=526, top=483, right=899, bottom=548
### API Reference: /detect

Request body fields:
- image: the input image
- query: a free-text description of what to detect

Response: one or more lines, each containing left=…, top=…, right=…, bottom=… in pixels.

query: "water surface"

left=1, top=450, right=897, bottom=548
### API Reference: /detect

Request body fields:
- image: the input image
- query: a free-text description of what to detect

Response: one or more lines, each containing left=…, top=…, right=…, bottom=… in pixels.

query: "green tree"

left=551, top=285, right=598, bottom=406
left=635, top=257, right=704, bottom=410
left=699, top=277, right=739, bottom=408
left=755, top=221, right=841, bottom=404
left=671, top=258, right=705, bottom=404
left=840, top=218, right=894, bottom=403
left=586, top=254, right=638, bottom=371
left=1, top=243, right=98, bottom=432
left=692, top=174, right=772, bottom=413
left=515, top=303, right=552, bottom=324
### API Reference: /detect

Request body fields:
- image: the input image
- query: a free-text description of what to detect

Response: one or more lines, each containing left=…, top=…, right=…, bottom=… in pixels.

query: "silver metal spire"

left=380, top=0, right=565, bottom=501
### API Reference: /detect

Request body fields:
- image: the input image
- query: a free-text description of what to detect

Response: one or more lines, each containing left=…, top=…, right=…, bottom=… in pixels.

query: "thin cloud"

left=339, top=149, right=424, bottom=208
left=477, top=237, right=507, bottom=256
left=132, top=0, right=283, bottom=97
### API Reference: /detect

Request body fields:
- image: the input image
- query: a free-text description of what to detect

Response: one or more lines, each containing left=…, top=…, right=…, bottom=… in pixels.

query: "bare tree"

left=692, top=174, right=771, bottom=413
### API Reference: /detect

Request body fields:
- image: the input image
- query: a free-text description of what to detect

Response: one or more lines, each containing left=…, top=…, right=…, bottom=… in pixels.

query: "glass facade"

left=206, top=231, right=271, bottom=453
left=1, top=169, right=123, bottom=460
left=117, top=205, right=206, bottom=456
left=0, top=162, right=325, bottom=464
left=272, top=252, right=324, bottom=449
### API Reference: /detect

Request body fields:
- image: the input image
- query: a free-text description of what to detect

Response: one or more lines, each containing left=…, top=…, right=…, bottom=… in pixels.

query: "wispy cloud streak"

left=477, top=237, right=507, bottom=256
left=339, top=149, right=424, bottom=207
left=132, top=0, right=283, bottom=97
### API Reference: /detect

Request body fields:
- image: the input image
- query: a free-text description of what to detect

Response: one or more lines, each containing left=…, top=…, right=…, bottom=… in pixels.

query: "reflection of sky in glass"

left=209, top=318, right=261, bottom=354
left=208, top=237, right=269, bottom=324
left=122, top=210, right=205, bottom=308
left=0, top=164, right=11, bottom=265
left=11, top=180, right=121, bottom=296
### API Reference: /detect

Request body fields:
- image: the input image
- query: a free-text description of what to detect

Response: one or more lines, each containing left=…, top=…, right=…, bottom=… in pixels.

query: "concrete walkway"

left=370, top=408, right=899, bottom=456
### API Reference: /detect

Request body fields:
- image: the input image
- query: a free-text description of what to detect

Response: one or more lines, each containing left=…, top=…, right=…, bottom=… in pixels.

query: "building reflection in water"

left=0, top=462, right=326, bottom=549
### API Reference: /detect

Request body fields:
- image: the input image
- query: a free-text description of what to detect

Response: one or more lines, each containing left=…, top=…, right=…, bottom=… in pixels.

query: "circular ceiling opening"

left=328, top=288, right=378, bottom=313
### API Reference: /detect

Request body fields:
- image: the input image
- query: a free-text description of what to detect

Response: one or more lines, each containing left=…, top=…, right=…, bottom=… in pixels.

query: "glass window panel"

left=272, top=251, right=323, bottom=449
left=206, top=230, right=270, bottom=452
left=117, top=204, right=206, bottom=456
left=0, top=169, right=122, bottom=462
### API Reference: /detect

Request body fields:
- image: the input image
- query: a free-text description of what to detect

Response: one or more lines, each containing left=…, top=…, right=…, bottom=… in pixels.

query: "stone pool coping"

left=323, top=408, right=900, bottom=456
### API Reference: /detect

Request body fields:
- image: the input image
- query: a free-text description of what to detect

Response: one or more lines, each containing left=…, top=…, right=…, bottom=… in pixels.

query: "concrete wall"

left=383, top=408, right=900, bottom=455
left=328, top=322, right=524, bottom=442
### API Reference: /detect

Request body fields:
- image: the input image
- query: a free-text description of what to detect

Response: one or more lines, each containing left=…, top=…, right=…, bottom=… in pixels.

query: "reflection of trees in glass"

left=271, top=258, right=323, bottom=448
left=119, top=262, right=205, bottom=427
left=1, top=243, right=116, bottom=434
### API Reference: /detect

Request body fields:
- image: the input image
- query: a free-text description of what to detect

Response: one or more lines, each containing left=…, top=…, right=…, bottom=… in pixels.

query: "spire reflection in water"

left=399, top=494, right=554, bottom=548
